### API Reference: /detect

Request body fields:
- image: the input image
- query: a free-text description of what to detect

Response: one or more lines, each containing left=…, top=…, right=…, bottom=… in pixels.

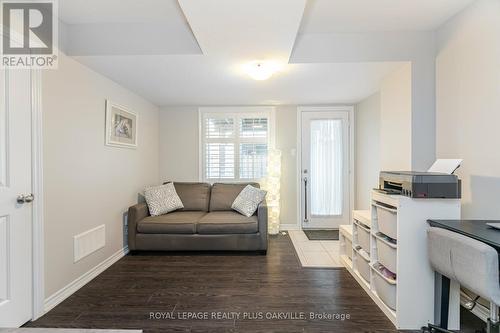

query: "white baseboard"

left=280, top=223, right=300, bottom=231
left=44, top=246, right=129, bottom=313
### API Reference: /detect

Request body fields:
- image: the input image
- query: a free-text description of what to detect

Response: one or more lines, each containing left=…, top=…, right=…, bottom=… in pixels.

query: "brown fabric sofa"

left=127, top=182, right=268, bottom=253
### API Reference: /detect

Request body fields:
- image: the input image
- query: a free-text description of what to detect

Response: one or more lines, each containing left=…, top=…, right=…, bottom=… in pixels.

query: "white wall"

left=159, top=106, right=299, bottom=226
left=380, top=63, right=413, bottom=171
left=293, top=32, right=436, bottom=170
left=355, top=92, right=381, bottom=210
left=354, top=64, right=413, bottom=209
left=436, top=0, right=500, bottom=219
left=159, top=107, right=199, bottom=182
left=43, top=52, right=160, bottom=297
left=274, top=106, right=298, bottom=228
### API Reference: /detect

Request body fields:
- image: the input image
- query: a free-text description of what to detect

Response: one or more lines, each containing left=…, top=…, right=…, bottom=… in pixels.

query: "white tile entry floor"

left=288, top=230, right=343, bottom=268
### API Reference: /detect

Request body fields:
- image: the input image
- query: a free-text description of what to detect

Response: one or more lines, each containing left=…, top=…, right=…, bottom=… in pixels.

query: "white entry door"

left=300, top=109, right=350, bottom=229
left=0, top=68, right=33, bottom=327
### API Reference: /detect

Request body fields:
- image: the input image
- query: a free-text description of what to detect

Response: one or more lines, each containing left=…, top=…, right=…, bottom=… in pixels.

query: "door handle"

left=303, top=177, right=308, bottom=223
left=17, top=194, right=34, bottom=204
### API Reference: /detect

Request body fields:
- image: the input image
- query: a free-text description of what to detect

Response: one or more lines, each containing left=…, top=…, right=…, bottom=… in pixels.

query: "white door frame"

left=31, top=69, right=45, bottom=320
left=296, top=106, right=355, bottom=230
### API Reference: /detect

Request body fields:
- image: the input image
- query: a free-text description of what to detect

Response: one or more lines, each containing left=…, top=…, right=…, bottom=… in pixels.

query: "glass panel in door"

left=310, top=119, right=343, bottom=216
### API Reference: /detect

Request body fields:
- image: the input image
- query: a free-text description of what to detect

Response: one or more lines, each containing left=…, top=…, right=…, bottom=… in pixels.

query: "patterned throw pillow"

left=231, top=185, right=267, bottom=217
left=144, top=183, right=184, bottom=216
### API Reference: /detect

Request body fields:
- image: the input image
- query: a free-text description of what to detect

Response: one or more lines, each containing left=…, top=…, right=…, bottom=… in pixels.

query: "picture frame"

left=105, top=100, right=138, bottom=148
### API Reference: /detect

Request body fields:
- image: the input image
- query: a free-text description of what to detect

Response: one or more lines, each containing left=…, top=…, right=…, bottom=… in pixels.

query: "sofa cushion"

left=209, top=183, right=260, bottom=211
left=144, top=183, right=184, bottom=216
left=137, top=211, right=206, bottom=234
left=197, top=211, right=258, bottom=234
left=168, top=182, right=211, bottom=211
left=232, top=185, right=267, bottom=217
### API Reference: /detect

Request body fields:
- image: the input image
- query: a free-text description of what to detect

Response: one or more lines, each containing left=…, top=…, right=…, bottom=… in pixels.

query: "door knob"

left=24, top=194, right=34, bottom=203
left=17, top=194, right=34, bottom=204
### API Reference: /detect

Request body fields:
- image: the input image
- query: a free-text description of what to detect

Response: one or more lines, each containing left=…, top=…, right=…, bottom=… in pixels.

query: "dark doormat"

left=303, top=229, right=339, bottom=241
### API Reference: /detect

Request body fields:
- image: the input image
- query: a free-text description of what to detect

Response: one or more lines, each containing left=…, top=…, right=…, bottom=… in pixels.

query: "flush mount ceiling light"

left=243, top=61, right=283, bottom=81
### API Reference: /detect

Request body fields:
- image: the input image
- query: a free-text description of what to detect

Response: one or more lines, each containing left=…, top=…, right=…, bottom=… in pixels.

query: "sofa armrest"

left=257, top=200, right=268, bottom=251
left=127, top=202, right=149, bottom=250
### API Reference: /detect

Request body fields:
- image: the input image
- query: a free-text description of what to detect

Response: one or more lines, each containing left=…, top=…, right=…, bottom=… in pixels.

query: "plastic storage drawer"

left=346, top=238, right=353, bottom=260
left=372, top=264, right=397, bottom=310
left=356, top=222, right=371, bottom=253
left=376, top=236, right=397, bottom=273
left=375, top=204, right=397, bottom=239
left=356, top=250, right=371, bottom=283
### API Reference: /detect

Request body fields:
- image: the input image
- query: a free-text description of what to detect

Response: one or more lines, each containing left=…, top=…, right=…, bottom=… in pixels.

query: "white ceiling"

left=59, top=0, right=202, bottom=56
left=74, top=55, right=404, bottom=106
left=57, top=0, right=475, bottom=106
left=178, top=0, right=306, bottom=61
left=299, top=0, right=475, bottom=33
left=59, top=0, right=187, bottom=24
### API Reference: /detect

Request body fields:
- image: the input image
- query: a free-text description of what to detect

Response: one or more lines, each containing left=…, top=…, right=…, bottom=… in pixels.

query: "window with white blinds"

left=200, top=109, right=272, bottom=182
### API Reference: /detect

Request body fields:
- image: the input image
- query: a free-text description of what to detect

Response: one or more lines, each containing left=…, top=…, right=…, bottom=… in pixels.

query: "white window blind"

left=201, top=109, right=272, bottom=182
left=206, top=143, right=234, bottom=179
left=240, top=117, right=268, bottom=138
left=207, top=118, right=234, bottom=138
left=240, top=143, right=267, bottom=179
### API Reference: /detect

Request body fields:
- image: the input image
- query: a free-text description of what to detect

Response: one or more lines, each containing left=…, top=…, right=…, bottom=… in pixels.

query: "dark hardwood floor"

left=26, top=234, right=485, bottom=333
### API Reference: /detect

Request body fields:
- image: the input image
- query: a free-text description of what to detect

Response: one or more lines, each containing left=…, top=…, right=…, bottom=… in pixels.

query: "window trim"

left=198, top=107, right=276, bottom=183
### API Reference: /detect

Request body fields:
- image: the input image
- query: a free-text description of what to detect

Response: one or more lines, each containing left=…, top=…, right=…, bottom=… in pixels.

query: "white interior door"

left=0, top=68, right=33, bottom=327
left=301, top=110, right=350, bottom=229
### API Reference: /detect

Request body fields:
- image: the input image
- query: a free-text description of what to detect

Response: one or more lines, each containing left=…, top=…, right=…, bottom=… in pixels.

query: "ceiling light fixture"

left=243, top=61, right=283, bottom=81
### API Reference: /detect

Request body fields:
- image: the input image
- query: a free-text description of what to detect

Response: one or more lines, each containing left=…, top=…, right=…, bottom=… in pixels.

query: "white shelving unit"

left=339, top=224, right=353, bottom=268
left=353, top=210, right=371, bottom=228
left=340, top=210, right=369, bottom=270
left=342, top=191, right=461, bottom=330
left=341, top=210, right=370, bottom=286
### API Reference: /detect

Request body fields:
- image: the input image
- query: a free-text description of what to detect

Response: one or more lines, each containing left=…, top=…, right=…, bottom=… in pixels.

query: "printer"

left=378, top=171, right=461, bottom=199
